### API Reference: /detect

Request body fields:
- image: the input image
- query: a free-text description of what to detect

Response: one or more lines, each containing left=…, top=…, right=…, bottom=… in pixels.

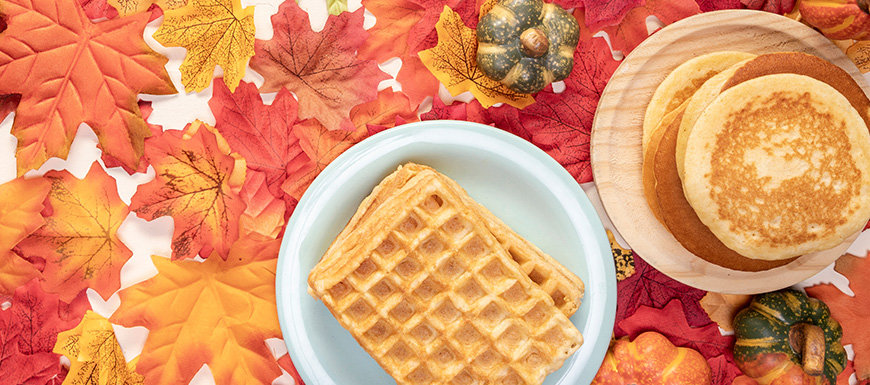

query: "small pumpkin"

left=591, top=331, right=712, bottom=385
left=476, top=0, right=579, bottom=94
left=799, top=0, right=870, bottom=40
left=733, top=289, right=846, bottom=385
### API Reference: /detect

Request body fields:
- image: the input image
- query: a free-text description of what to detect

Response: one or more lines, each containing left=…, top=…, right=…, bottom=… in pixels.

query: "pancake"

left=683, top=74, right=870, bottom=261
left=642, top=103, right=686, bottom=224
left=675, top=59, right=753, bottom=179
left=677, top=52, right=870, bottom=179
left=651, top=100, right=796, bottom=271
left=643, top=51, right=756, bottom=155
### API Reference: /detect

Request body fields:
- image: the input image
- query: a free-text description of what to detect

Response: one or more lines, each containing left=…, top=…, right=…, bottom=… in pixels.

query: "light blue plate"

left=276, top=120, right=616, bottom=385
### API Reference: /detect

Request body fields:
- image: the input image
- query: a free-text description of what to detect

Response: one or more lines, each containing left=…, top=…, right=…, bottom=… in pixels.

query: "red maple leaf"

left=581, top=0, right=644, bottom=31
left=741, top=0, right=795, bottom=14
left=595, top=0, right=701, bottom=54
left=694, top=0, right=743, bottom=11
left=806, top=253, right=870, bottom=381
left=78, top=0, right=119, bottom=20
left=615, top=255, right=709, bottom=337
left=251, top=1, right=389, bottom=129
left=210, top=78, right=301, bottom=201
left=422, top=98, right=492, bottom=124
left=619, top=299, right=739, bottom=385
left=0, top=279, right=88, bottom=384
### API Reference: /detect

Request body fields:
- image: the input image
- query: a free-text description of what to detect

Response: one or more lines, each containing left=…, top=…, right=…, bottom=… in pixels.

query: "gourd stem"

left=519, top=28, right=549, bottom=58
left=788, top=323, right=826, bottom=377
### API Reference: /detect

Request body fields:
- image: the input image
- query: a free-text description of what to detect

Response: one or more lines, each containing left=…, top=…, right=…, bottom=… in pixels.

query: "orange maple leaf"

left=0, top=177, right=50, bottom=251
left=15, top=163, right=132, bottom=303
left=108, top=0, right=186, bottom=16
left=239, top=170, right=285, bottom=240
left=357, top=0, right=425, bottom=62
left=806, top=253, right=870, bottom=381
left=0, top=0, right=176, bottom=175
left=418, top=6, right=535, bottom=108
left=130, top=121, right=246, bottom=260
left=346, top=89, right=419, bottom=132
left=111, top=236, right=284, bottom=385
left=55, top=310, right=145, bottom=385
left=396, top=55, right=441, bottom=108
left=281, top=119, right=368, bottom=200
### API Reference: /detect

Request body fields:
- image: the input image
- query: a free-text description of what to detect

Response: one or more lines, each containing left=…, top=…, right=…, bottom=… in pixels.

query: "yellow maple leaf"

left=419, top=6, right=535, bottom=108
left=0, top=177, right=49, bottom=295
left=55, top=310, right=146, bottom=385
left=108, top=0, right=186, bottom=16
left=111, top=235, right=283, bottom=385
left=154, top=0, right=255, bottom=92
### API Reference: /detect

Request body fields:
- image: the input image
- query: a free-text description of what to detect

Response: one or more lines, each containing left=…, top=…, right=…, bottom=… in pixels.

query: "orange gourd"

left=591, top=331, right=713, bottom=385
left=800, top=0, right=870, bottom=40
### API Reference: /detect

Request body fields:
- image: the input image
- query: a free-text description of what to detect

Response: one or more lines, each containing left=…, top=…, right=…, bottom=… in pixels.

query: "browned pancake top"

left=724, top=52, right=870, bottom=128
left=709, top=91, right=862, bottom=248
left=653, top=105, right=795, bottom=271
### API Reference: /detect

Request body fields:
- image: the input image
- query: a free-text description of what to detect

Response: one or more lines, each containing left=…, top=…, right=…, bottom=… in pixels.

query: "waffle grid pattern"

left=318, top=186, right=582, bottom=385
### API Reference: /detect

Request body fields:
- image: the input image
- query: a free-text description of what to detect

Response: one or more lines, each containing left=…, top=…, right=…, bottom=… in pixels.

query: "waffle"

left=309, top=164, right=584, bottom=384
left=312, top=163, right=584, bottom=317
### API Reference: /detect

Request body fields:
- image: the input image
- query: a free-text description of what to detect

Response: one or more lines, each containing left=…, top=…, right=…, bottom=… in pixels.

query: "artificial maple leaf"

left=581, top=0, right=644, bottom=31
left=154, top=0, right=254, bottom=92
left=620, top=299, right=739, bottom=385
left=0, top=0, right=176, bottom=175
left=419, top=6, right=535, bottom=108
left=357, top=0, right=426, bottom=62
left=347, top=89, right=419, bottom=131
left=276, top=354, right=303, bottom=385
left=79, top=0, right=119, bottom=19
left=806, top=253, right=870, bottom=380
left=239, top=171, right=286, bottom=239
left=595, top=0, right=701, bottom=54
left=210, top=78, right=301, bottom=201
left=741, top=0, right=795, bottom=14
left=101, top=101, right=162, bottom=174
left=699, top=293, right=752, bottom=333
left=281, top=119, right=369, bottom=200
left=0, top=279, right=89, bottom=384
left=421, top=98, right=493, bottom=124
left=251, top=1, right=389, bottom=129
left=0, top=252, right=41, bottom=299
left=15, top=164, right=132, bottom=302
left=108, top=0, right=185, bottom=16
left=0, top=177, right=50, bottom=255
left=396, top=55, right=441, bottom=108
left=130, top=121, right=246, bottom=260
left=55, top=311, right=144, bottom=385
left=694, top=0, right=743, bottom=11
left=615, top=255, right=709, bottom=337
left=111, top=236, right=284, bottom=385
left=0, top=94, right=19, bottom=121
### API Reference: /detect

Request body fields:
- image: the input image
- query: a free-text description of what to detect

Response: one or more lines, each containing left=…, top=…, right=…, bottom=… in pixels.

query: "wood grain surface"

left=590, top=10, right=870, bottom=294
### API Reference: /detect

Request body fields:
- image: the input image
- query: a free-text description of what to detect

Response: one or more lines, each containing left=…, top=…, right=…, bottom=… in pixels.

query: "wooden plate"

left=590, top=10, right=870, bottom=294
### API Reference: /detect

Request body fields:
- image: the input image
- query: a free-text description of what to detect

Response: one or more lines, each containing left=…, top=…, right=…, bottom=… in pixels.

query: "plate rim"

left=276, top=120, right=616, bottom=385
left=590, top=9, right=866, bottom=293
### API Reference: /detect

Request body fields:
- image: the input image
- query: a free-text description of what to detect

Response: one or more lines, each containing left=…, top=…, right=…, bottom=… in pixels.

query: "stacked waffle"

left=642, top=51, right=870, bottom=271
left=308, top=163, right=585, bottom=384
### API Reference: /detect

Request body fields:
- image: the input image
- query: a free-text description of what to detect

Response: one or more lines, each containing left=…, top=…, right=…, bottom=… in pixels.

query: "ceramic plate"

left=276, top=120, right=616, bottom=385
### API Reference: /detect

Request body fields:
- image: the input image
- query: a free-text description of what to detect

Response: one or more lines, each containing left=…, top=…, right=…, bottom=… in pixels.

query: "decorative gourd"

left=591, top=331, right=713, bottom=385
left=799, top=0, right=870, bottom=40
left=733, top=289, right=846, bottom=385
left=476, top=0, right=579, bottom=94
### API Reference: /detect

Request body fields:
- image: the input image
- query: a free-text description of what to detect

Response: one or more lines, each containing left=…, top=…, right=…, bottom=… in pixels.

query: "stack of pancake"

left=642, top=51, right=870, bottom=271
